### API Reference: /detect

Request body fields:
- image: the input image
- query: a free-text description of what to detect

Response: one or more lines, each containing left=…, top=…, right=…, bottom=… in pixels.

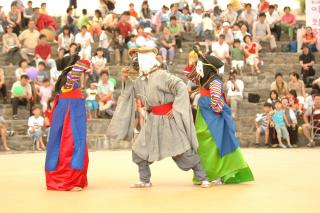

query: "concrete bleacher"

left=0, top=24, right=319, bottom=151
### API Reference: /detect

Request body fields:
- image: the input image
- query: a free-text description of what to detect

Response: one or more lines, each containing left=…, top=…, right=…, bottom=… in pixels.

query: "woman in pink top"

left=281, top=7, right=296, bottom=40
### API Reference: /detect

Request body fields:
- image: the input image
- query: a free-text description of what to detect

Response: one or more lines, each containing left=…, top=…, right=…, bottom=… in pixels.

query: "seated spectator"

left=23, top=1, right=34, bottom=27
left=258, top=0, right=270, bottom=13
left=98, top=71, right=114, bottom=116
left=33, top=7, right=57, bottom=32
left=0, top=116, right=13, bottom=151
left=89, top=9, right=103, bottom=38
left=244, top=35, right=261, bottom=74
left=58, top=26, right=75, bottom=51
left=135, top=26, right=147, bottom=47
left=129, top=3, right=138, bottom=19
left=38, top=79, right=52, bottom=112
left=202, top=13, right=214, bottom=53
left=60, top=7, right=78, bottom=36
left=2, top=25, right=21, bottom=66
left=6, top=2, right=21, bottom=35
left=288, top=72, right=306, bottom=105
left=91, top=48, right=107, bottom=81
left=299, top=45, right=316, bottom=86
left=239, top=3, right=256, bottom=33
left=191, top=0, right=204, bottom=12
left=35, top=62, right=49, bottom=88
left=266, top=5, right=281, bottom=41
left=99, top=27, right=113, bottom=62
left=28, top=105, right=45, bottom=151
left=102, top=12, right=118, bottom=30
left=253, top=13, right=277, bottom=51
left=181, top=7, right=191, bottom=32
left=0, top=6, right=6, bottom=33
left=221, top=4, right=237, bottom=26
left=159, top=26, right=176, bottom=65
left=270, top=73, right=289, bottom=98
left=0, top=68, right=8, bottom=103
left=270, top=100, right=292, bottom=148
left=19, top=20, right=40, bottom=64
left=169, top=3, right=182, bottom=21
left=191, top=5, right=204, bottom=38
left=86, top=82, right=99, bottom=120
left=231, top=39, right=245, bottom=74
left=234, top=24, right=250, bottom=46
left=226, top=72, right=244, bottom=118
left=281, top=7, right=296, bottom=41
left=112, top=28, right=126, bottom=65
left=11, top=75, right=33, bottom=120
left=15, top=59, right=29, bottom=80
left=267, top=90, right=280, bottom=109
left=168, top=16, right=184, bottom=53
left=302, top=94, right=320, bottom=147
left=211, top=34, right=230, bottom=74
left=140, top=1, right=152, bottom=28
left=77, top=9, right=89, bottom=29
left=282, top=98, right=298, bottom=147
left=39, top=2, right=48, bottom=15
left=287, top=89, right=301, bottom=113
left=255, top=102, right=272, bottom=146
left=35, top=34, right=58, bottom=79
left=153, top=5, right=170, bottom=32
left=302, top=26, right=317, bottom=52
left=128, top=34, right=138, bottom=49
left=75, top=25, right=93, bottom=60
left=220, top=22, right=234, bottom=46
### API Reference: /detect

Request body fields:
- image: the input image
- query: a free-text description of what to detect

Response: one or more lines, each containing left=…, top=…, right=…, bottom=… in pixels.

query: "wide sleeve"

left=209, top=79, right=224, bottom=113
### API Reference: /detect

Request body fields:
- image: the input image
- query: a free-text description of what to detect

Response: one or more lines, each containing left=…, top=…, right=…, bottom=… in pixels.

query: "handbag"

left=248, top=93, right=260, bottom=103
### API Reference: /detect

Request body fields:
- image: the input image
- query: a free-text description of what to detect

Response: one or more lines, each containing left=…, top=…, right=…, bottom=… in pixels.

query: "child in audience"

left=28, top=105, right=45, bottom=151
left=181, top=7, right=191, bottom=32
left=99, top=27, right=113, bottom=62
left=78, top=9, right=90, bottom=29
left=267, top=90, right=280, bottom=109
left=36, top=62, right=49, bottom=87
left=255, top=102, right=272, bottom=147
left=270, top=101, right=292, bottom=148
left=127, top=34, right=138, bottom=48
left=38, top=79, right=52, bottom=112
left=231, top=39, right=245, bottom=75
left=91, top=48, right=107, bottom=81
left=282, top=98, right=298, bottom=147
left=86, top=82, right=99, bottom=119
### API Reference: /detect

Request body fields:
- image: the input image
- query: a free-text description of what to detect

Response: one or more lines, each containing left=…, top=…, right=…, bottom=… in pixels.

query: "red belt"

left=151, top=102, right=173, bottom=115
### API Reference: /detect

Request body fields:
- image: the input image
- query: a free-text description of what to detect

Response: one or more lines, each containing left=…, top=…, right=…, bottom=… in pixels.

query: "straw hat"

left=128, top=47, right=158, bottom=58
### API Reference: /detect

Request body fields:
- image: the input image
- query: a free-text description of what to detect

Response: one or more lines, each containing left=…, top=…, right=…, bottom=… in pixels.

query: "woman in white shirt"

left=75, top=25, right=93, bottom=60
left=226, top=72, right=244, bottom=118
left=58, top=26, right=75, bottom=51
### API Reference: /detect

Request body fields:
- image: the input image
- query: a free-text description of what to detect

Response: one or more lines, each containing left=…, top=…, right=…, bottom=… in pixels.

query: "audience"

left=270, top=73, right=288, bottom=98
left=2, top=25, right=21, bottom=66
left=231, top=39, right=245, bottom=74
left=226, top=72, right=244, bottom=118
left=27, top=105, right=45, bottom=151
left=168, top=16, right=184, bottom=53
left=288, top=72, right=306, bottom=105
left=19, top=20, right=40, bottom=64
left=266, top=5, right=281, bottom=41
left=255, top=102, right=272, bottom=146
left=239, top=3, right=256, bottom=33
left=222, top=4, right=238, bottom=26
left=0, top=68, right=8, bottom=103
left=244, top=35, right=260, bottom=74
left=159, top=26, right=176, bottom=65
left=86, top=82, right=99, bottom=120
left=211, top=34, right=230, bottom=74
left=6, top=2, right=21, bottom=35
left=75, top=25, right=93, bottom=60
left=58, top=26, right=75, bottom=51
left=281, top=7, right=296, bottom=41
left=282, top=98, right=298, bottom=147
left=302, top=26, right=317, bottom=52
left=97, top=71, right=114, bottom=117
left=299, top=45, right=316, bottom=86
left=267, top=90, right=279, bottom=109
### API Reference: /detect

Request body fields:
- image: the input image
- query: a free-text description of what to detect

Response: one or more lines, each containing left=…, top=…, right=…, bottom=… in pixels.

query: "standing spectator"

left=288, top=72, right=306, bottom=105
left=89, top=9, right=103, bottom=38
left=58, top=26, right=75, bottom=51
left=234, top=24, right=250, bottom=46
left=159, top=26, right=176, bottom=65
left=258, top=0, right=270, bottom=13
left=266, top=5, right=281, bottom=41
left=86, top=82, right=99, bottom=120
left=191, top=5, right=204, bottom=39
left=270, top=101, right=292, bottom=148
left=11, top=75, right=33, bottom=120
left=77, top=9, right=89, bottom=29
left=252, top=13, right=277, bottom=51
left=299, top=45, right=316, bottom=85
left=2, top=25, right=21, bottom=66
left=211, top=34, right=230, bottom=74
left=23, top=1, right=34, bottom=27
left=282, top=98, right=298, bottom=147
left=202, top=13, right=214, bottom=53
left=267, top=90, right=280, bottom=109
left=281, top=7, right=296, bottom=41
left=221, top=4, right=238, bottom=26
left=140, top=1, right=152, bottom=28
left=220, top=22, right=234, bottom=46
left=244, top=34, right=261, bottom=75
left=239, top=3, right=256, bottom=33
left=0, top=68, right=8, bottom=103
left=6, top=2, right=21, bottom=35
left=15, top=59, right=29, bottom=80
left=168, top=16, right=184, bottom=53
left=28, top=105, right=45, bottom=151
left=270, top=73, right=289, bottom=98
left=35, top=34, right=58, bottom=78
left=19, top=20, right=40, bottom=64
left=129, top=3, right=138, bottom=19
left=231, top=39, right=245, bottom=74
left=98, top=71, right=114, bottom=116
left=226, top=72, right=244, bottom=118
left=255, top=102, right=272, bottom=146
left=75, top=25, right=93, bottom=60
left=38, top=79, right=52, bottom=112
left=302, top=26, right=317, bottom=52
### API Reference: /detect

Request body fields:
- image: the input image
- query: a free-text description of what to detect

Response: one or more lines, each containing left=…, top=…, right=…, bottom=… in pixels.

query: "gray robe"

left=107, top=70, right=198, bottom=162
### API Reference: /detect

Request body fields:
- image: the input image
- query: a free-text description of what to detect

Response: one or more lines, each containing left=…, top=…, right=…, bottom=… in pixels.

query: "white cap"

left=223, top=22, right=230, bottom=27
left=195, top=5, right=202, bottom=10
left=144, top=27, right=152, bottom=33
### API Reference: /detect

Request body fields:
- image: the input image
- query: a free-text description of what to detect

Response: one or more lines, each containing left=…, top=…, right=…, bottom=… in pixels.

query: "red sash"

left=151, top=102, right=173, bottom=115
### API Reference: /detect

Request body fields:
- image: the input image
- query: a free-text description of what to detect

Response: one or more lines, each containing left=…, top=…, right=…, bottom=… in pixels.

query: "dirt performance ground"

left=0, top=149, right=319, bottom=213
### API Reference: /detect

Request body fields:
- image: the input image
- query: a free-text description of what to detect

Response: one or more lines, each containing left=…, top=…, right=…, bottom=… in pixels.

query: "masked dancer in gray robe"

left=107, top=48, right=210, bottom=188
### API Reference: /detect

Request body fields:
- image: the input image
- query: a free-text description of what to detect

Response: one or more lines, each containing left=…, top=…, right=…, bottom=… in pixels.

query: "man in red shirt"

left=258, top=0, right=269, bottom=13
left=35, top=34, right=58, bottom=79
left=116, top=11, right=132, bottom=39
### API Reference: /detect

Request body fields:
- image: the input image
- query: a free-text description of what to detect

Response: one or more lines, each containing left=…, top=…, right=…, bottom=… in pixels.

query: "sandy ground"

left=0, top=149, right=319, bottom=213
